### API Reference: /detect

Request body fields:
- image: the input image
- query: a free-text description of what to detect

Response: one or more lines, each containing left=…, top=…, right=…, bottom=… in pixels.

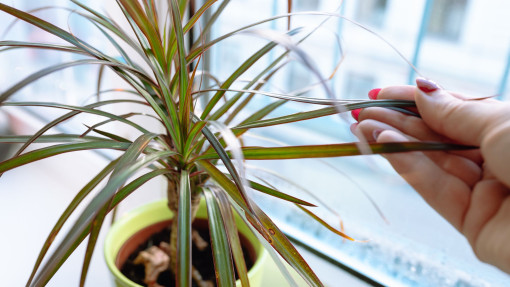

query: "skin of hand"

left=351, top=78, right=510, bottom=273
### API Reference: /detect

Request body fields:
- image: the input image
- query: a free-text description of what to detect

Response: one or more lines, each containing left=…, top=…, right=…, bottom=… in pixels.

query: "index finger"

left=377, top=85, right=416, bottom=101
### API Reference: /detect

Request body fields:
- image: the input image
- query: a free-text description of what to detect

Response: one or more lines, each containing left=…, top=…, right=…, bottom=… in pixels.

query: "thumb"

left=414, top=78, right=508, bottom=147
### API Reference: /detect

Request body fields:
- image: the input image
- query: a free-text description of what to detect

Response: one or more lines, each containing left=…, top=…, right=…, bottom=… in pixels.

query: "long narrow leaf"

left=0, top=141, right=130, bottom=174
left=234, top=100, right=416, bottom=130
left=0, top=59, right=155, bottom=103
left=203, top=188, right=236, bottom=286
left=30, top=134, right=169, bottom=286
left=2, top=101, right=149, bottom=134
left=0, top=41, right=87, bottom=54
left=249, top=180, right=316, bottom=207
left=0, top=3, right=102, bottom=56
left=9, top=99, right=147, bottom=156
left=295, top=204, right=355, bottom=241
left=208, top=176, right=323, bottom=286
left=32, top=168, right=169, bottom=287
left=0, top=134, right=105, bottom=143
left=211, top=187, right=250, bottom=287
left=200, top=36, right=284, bottom=119
left=25, top=157, right=120, bottom=286
left=169, top=0, right=191, bottom=133
left=177, top=170, right=192, bottom=287
left=196, top=160, right=245, bottom=210
left=199, top=123, right=254, bottom=214
left=80, top=201, right=110, bottom=286
left=200, top=142, right=475, bottom=160
left=249, top=204, right=323, bottom=287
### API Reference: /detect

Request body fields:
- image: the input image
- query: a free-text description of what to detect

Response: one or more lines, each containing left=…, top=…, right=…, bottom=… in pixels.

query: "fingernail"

left=373, top=129, right=383, bottom=140
left=368, top=88, right=381, bottom=100
left=350, top=123, right=358, bottom=134
left=416, top=77, right=439, bottom=93
left=351, top=109, right=361, bottom=121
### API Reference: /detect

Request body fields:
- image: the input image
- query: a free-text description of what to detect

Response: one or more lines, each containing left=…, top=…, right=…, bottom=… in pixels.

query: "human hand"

left=351, top=78, right=510, bottom=273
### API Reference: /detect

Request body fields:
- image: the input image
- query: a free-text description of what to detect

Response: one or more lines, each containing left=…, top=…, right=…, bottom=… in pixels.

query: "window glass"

left=209, top=0, right=510, bottom=286
left=294, top=0, right=320, bottom=11
left=2, top=0, right=509, bottom=286
left=355, top=0, right=388, bottom=28
left=427, top=0, right=468, bottom=41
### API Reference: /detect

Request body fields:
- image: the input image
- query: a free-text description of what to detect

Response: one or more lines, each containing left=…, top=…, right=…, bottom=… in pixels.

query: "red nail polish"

left=351, top=109, right=361, bottom=121
left=416, top=77, right=439, bottom=93
left=368, top=88, right=381, bottom=100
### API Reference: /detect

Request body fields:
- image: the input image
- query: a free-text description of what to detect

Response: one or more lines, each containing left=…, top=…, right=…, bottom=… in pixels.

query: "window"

left=294, top=0, right=320, bottom=11
left=355, top=0, right=388, bottom=27
left=286, top=61, right=313, bottom=95
left=3, top=0, right=509, bottom=285
left=343, top=73, right=375, bottom=100
left=427, top=0, right=468, bottom=41
left=209, top=0, right=510, bottom=285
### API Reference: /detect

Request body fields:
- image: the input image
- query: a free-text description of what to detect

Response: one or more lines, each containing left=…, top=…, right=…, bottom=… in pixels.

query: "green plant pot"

left=104, top=199, right=268, bottom=287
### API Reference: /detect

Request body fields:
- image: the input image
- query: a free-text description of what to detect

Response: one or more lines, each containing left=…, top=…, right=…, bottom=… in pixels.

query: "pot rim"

left=104, top=199, right=268, bottom=286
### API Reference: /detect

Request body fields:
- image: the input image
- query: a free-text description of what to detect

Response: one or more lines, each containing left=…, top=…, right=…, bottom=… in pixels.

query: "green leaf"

left=234, top=100, right=416, bottom=130
left=211, top=188, right=250, bottom=287
left=169, top=0, right=191, bottom=134
left=200, top=38, right=282, bottom=119
left=0, top=41, right=87, bottom=55
left=233, top=100, right=286, bottom=135
left=203, top=188, right=236, bottom=287
left=9, top=99, right=146, bottom=156
left=249, top=180, right=316, bottom=207
left=191, top=0, right=230, bottom=49
left=198, top=142, right=475, bottom=160
left=87, top=127, right=131, bottom=143
left=70, top=0, right=149, bottom=68
left=249, top=204, right=323, bottom=287
left=199, top=123, right=253, bottom=212
left=223, top=64, right=286, bottom=125
left=0, top=3, right=102, bottom=56
left=196, top=160, right=245, bottom=210
left=31, top=135, right=170, bottom=286
left=295, top=204, right=355, bottom=241
left=81, top=112, right=163, bottom=138
left=198, top=161, right=322, bottom=285
left=177, top=169, right=192, bottom=287
left=2, top=101, right=149, bottom=134
left=0, top=134, right=105, bottom=143
left=111, top=169, right=172, bottom=207
left=201, top=43, right=276, bottom=120
left=117, top=0, right=167, bottom=69
left=0, top=141, right=130, bottom=174
left=222, top=172, right=315, bottom=207
left=30, top=167, right=170, bottom=287
left=25, top=157, right=120, bottom=287
left=0, top=59, right=154, bottom=103
left=183, top=120, right=207, bottom=160
left=80, top=201, right=109, bottom=287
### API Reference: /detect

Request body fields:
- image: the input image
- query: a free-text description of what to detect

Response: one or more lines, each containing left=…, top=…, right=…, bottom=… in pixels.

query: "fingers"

left=353, top=120, right=481, bottom=187
left=357, top=106, right=483, bottom=164
left=376, top=130, right=471, bottom=230
left=414, top=78, right=509, bottom=146
left=462, top=175, right=509, bottom=248
left=474, top=196, right=510, bottom=272
left=377, top=86, right=415, bottom=101
left=358, top=107, right=444, bottom=142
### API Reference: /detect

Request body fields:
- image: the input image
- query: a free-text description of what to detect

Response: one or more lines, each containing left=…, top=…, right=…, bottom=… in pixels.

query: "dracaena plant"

left=0, top=0, right=468, bottom=286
